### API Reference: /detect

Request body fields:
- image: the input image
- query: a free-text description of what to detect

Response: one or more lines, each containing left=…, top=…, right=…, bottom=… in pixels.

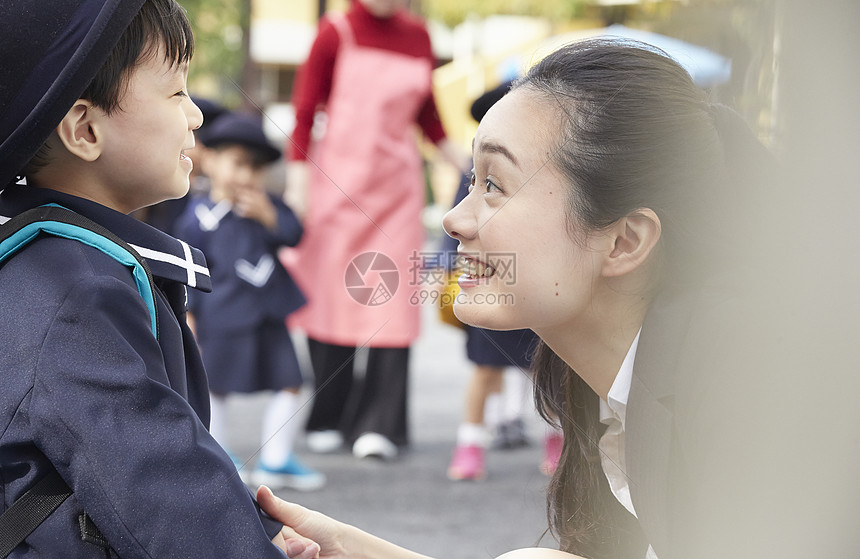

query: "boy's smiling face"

left=93, top=46, right=202, bottom=213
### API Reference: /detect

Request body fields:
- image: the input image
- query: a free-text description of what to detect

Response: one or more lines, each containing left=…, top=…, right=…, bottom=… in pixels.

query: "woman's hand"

left=258, top=486, right=434, bottom=559
left=271, top=524, right=321, bottom=559
left=284, top=161, right=310, bottom=223
left=436, top=138, right=471, bottom=174
left=258, top=486, right=346, bottom=558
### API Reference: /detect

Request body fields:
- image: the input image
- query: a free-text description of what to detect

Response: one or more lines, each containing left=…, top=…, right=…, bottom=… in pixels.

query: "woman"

left=285, top=0, right=467, bottom=459
left=262, top=38, right=773, bottom=559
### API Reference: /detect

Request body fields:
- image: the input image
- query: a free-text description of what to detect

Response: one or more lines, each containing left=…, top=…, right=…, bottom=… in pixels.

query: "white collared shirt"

left=598, top=329, right=658, bottom=559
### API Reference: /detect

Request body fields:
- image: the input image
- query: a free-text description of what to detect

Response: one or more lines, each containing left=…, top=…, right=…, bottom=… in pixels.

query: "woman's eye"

left=175, top=90, right=188, bottom=98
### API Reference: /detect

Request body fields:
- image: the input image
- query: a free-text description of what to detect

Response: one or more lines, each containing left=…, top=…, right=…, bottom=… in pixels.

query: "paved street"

left=228, top=302, right=558, bottom=559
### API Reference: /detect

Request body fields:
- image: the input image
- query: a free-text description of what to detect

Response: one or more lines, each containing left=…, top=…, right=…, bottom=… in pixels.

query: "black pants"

left=305, top=337, right=410, bottom=447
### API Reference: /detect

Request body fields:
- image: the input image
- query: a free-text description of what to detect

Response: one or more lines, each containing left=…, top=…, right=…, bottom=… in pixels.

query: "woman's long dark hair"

left=519, top=39, right=769, bottom=558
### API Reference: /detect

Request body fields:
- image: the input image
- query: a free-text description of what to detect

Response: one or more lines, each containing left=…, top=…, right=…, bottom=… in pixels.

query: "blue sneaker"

left=252, top=454, right=326, bottom=491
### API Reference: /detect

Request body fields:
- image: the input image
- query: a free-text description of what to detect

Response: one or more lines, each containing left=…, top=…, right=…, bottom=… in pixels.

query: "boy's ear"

left=601, top=208, right=662, bottom=278
left=55, top=100, right=103, bottom=162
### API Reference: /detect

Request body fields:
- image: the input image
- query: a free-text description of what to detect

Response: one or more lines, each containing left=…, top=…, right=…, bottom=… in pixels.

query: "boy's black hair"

left=84, top=0, right=194, bottom=115
left=24, top=0, right=193, bottom=175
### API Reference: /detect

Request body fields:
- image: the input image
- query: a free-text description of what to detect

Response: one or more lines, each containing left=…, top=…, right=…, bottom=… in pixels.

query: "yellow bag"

left=438, top=271, right=465, bottom=329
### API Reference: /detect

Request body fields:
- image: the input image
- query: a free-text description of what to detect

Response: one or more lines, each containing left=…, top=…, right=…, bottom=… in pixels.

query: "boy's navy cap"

left=0, top=0, right=146, bottom=187
left=201, top=112, right=281, bottom=164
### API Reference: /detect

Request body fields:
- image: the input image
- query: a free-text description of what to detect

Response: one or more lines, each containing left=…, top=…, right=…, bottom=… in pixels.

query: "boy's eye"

left=484, top=178, right=501, bottom=193
left=468, top=171, right=476, bottom=193
left=174, top=90, right=188, bottom=98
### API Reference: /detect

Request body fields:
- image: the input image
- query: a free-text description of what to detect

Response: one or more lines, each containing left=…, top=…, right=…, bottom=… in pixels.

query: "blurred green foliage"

left=181, top=0, right=247, bottom=103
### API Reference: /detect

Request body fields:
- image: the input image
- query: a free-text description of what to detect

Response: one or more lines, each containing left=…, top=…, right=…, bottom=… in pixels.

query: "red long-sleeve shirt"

left=288, top=0, right=446, bottom=161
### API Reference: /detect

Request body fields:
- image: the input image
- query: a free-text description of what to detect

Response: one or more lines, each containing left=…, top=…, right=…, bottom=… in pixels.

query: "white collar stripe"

left=129, top=243, right=210, bottom=287
left=179, top=240, right=196, bottom=288
left=0, top=215, right=10, bottom=225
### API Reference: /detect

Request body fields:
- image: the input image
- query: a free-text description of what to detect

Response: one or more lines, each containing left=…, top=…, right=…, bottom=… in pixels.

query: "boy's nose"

left=186, top=98, right=204, bottom=131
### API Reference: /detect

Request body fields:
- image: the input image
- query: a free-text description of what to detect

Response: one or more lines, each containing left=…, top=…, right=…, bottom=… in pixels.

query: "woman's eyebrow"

left=475, top=139, right=520, bottom=168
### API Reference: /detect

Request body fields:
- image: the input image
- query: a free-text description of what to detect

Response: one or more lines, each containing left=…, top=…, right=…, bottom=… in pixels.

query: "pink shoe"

left=447, top=444, right=486, bottom=481
left=541, top=432, right=563, bottom=476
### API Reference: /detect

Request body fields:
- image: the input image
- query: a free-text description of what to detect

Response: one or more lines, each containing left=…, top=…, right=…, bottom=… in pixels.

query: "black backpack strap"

left=0, top=470, right=72, bottom=558
left=0, top=204, right=159, bottom=338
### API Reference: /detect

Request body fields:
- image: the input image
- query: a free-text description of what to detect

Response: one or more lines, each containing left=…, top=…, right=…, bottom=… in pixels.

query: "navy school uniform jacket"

left=0, top=185, right=286, bottom=558
left=174, top=194, right=305, bottom=335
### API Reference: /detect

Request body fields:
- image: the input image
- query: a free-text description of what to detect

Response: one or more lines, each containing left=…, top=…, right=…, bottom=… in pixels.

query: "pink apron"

left=286, top=16, right=430, bottom=347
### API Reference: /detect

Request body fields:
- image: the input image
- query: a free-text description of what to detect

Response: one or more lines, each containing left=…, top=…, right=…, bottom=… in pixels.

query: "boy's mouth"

left=179, top=151, right=193, bottom=171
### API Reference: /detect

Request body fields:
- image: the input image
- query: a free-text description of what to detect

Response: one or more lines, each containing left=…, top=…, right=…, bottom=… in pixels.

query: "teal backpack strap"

left=0, top=205, right=157, bottom=555
left=0, top=205, right=159, bottom=338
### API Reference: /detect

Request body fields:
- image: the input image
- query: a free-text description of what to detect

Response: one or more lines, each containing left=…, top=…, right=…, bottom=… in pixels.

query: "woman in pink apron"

left=286, top=0, right=466, bottom=458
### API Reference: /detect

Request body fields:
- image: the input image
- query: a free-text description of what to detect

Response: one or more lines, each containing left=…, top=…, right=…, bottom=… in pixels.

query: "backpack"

left=0, top=204, right=158, bottom=557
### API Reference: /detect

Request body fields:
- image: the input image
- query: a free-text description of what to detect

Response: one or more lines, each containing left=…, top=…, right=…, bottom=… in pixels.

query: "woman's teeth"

left=459, top=256, right=496, bottom=279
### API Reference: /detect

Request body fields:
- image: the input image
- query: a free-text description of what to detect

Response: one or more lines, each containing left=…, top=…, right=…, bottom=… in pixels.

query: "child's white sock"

left=208, top=393, right=229, bottom=450
left=456, top=422, right=490, bottom=448
left=483, top=392, right=503, bottom=431
left=259, top=390, right=302, bottom=467
left=503, top=367, right=531, bottom=422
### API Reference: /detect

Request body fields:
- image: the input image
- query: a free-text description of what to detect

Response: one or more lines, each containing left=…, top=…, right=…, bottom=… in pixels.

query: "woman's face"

left=358, top=0, right=406, bottom=18
left=443, top=88, right=608, bottom=334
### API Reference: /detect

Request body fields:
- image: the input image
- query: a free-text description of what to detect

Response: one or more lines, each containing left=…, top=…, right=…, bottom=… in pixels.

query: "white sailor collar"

left=0, top=185, right=212, bottom=292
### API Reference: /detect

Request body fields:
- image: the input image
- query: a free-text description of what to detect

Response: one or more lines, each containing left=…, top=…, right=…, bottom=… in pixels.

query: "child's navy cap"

left=0, top=0, right=146, bottom=187
left=201, top=112, right=281, bottom=164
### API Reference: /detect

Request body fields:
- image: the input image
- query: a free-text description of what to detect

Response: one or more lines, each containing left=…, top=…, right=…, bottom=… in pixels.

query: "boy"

left=175, top=112, right=325, bottom=491
left=0, top=1, right=316, bottom=557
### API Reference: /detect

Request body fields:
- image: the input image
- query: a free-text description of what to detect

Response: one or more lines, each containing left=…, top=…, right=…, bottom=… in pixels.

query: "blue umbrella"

left=536, top=24, right=732, bottom=88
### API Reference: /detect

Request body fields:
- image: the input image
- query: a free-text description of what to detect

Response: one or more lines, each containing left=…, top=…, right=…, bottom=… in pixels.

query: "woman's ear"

left=55, top=100, right=102, bottom=162
left=601, top=208, right=662, bottom=277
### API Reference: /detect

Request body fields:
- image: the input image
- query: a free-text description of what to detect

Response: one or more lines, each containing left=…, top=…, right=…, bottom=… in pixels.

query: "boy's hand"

left=234, top=187, right=277, bottom=231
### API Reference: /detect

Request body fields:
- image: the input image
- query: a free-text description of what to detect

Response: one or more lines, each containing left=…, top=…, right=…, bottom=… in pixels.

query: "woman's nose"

left=442, top=196, right=477, bottom=241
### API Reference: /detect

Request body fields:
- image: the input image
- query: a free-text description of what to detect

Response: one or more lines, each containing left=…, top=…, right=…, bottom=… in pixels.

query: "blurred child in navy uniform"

left=441, top=171, right=552, bottom=481
left=0, top=1, right=319, bottom=557
left=442, top=81, right=560, bottom=481
left=175, top=112, right=325, bottom=491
